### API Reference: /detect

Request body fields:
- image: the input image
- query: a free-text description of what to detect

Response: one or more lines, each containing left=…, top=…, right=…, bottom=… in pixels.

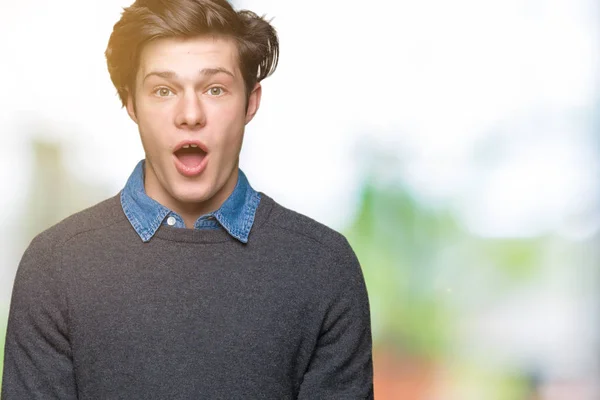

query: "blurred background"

left=1, top=0, right=599, bottom=398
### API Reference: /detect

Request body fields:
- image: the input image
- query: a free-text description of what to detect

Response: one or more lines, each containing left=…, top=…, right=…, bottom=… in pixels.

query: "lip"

left=173, top=140, right=209, bottom=153
left=172, top=140, right=209, bottom=178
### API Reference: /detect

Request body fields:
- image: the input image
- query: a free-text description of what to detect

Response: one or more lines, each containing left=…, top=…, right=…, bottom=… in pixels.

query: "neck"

left=144, top=163, right=240, bottom=229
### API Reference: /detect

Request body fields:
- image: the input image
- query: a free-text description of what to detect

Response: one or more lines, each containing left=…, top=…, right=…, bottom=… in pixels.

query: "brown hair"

left=105, top=0, right=279, bottom=107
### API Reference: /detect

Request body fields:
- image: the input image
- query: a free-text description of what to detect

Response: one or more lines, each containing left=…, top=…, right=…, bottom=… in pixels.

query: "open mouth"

left=173, top=142, right=209, bottom=177
left=174, top=144, right=207, bottom=169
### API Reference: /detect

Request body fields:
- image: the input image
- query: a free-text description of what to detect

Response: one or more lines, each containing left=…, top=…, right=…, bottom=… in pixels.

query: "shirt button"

left=167, top=216, right=176, bottom=226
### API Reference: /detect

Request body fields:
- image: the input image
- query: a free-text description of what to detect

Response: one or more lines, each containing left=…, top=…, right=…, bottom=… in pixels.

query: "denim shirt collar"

left=120, top=160, right=261, bottom=243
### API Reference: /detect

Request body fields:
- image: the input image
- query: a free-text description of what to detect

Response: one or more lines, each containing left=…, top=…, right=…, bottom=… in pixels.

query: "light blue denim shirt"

left=121, top=160, right=261, bottom=243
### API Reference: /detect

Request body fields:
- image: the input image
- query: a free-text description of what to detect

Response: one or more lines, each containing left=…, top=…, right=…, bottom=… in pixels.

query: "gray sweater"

left=2, top=193, right=373, bottom=399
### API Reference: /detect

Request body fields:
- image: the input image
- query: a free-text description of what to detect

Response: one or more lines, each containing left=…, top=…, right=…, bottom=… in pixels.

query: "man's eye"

left=207, top=87, right=224, bottom=96
left=154, top=88, right=174, bottom=97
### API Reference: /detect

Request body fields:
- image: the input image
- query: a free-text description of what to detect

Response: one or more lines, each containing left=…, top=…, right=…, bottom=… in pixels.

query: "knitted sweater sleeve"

left=297, top=238, right=374, bottom=399
left=1, top=234, right=78, bottom=399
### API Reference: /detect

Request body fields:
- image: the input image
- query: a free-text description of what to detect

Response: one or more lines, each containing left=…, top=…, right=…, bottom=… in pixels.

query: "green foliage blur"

left=343, top=176, right=552, bottom=397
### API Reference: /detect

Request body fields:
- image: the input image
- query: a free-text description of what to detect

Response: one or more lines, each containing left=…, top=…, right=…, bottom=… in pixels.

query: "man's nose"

left=175, top=91, right=206, bottom=129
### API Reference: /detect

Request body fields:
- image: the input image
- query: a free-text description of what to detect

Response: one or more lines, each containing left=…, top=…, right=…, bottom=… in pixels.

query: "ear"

left=125, top=90, right=138, bottom=124
left=245, top=82, right=262, bottom=124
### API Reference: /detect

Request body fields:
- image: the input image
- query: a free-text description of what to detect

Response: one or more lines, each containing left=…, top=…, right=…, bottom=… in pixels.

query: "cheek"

left=137, top=107, right=170, bottom=139
left=219, top=122, right=245, bottom=152
left=207, top=104, right=245, bottom=148
left=137, top=95, right=172, bottom=121
left=137, top=124, right=169, bottom=162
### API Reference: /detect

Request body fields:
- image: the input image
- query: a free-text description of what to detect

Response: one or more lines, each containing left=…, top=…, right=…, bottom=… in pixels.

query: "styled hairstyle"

left=105, top=0, right=279, bottom=107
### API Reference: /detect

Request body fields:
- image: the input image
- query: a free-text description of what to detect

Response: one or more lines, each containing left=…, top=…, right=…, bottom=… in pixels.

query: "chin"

left=174, top=189, right=214, bottom=205
left=168, top=181, right=214, bottom=203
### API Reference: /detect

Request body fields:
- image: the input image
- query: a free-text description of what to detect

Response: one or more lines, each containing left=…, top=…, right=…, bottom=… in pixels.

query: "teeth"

left=182, top=145, right=190, bottom=149
left=190, top=144, right=198, bottom=148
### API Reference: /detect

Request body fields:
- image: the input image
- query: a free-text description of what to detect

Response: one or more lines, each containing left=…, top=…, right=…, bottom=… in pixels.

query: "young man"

left=2, top=0, right=373, bottom=398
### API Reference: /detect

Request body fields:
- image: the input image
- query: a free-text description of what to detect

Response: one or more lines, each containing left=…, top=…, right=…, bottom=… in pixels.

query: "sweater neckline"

left=152, top=193, right=275, bottom=244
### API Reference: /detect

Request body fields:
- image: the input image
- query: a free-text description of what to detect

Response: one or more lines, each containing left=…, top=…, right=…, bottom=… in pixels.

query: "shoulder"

left=15, top=194, right=124, bottom=290
left=27, top=194, right=124, bottom=255
left=259, top=194, right=357, bottom=263
left=258, top=194, right=369, bottom=309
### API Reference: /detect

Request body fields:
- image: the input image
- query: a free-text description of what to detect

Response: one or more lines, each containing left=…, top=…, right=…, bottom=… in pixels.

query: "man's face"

left=127, top=35, right=261, bottom=217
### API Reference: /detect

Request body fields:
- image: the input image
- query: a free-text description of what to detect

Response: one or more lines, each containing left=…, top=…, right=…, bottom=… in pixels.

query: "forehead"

left=137, top=35, right=240, bottom=80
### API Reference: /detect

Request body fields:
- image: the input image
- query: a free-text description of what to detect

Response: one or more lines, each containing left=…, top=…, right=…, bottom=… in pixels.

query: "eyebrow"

left=143, top=67, right=235, bottom=83
left=201, top=67, right=235, bottom=78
